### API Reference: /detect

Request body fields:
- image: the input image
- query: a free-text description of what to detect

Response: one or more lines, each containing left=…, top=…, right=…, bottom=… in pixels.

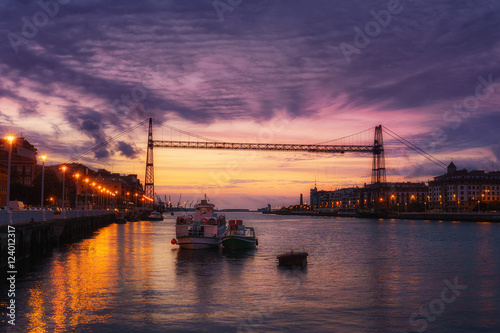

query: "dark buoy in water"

left=277, top=251, right=308, bottom=267
left=171, top=238, right=177, bottom=245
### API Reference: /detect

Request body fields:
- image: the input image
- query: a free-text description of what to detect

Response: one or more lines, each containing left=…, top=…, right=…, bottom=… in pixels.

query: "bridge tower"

left=371, top=125, right=386, bottom=184
left=144, top=118, right=154, bottom=205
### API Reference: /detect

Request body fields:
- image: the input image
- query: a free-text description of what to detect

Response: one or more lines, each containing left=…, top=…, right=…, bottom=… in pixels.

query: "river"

left=2, top=213, right=500, bottom=332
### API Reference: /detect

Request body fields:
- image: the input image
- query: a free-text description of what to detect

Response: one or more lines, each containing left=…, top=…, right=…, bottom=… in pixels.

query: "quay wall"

left=387, top=212, right=500, bottom=222
left=0, top=214, right=115, bottom=270
left=262, top=210, right=500, bottom=222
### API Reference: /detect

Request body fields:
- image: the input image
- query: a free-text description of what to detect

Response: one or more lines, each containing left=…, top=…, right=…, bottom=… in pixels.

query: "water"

left=2, top=213, right=500, bottom=332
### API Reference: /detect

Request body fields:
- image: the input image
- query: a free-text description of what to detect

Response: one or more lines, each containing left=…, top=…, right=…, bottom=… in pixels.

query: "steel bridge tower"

left=144, top=118, right=154, bottom=205
left=371, top=125, right=386, bottom=184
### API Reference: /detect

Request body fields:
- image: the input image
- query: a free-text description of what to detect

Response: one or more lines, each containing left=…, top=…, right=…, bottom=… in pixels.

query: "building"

left=428, top=162, right=500, bottom=212
left=310, top=185, right=361, bottom=212
left=361, top=182, right=428, bottom=212
left=311, top=181, right=428, bottom=212
left=0, top=137, right=38, bottom=186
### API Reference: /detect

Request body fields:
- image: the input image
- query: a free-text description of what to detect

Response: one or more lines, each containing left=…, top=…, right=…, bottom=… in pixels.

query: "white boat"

left=172, top=197, right=226, bottom=249
left=147, top=211, right=163, bottom=221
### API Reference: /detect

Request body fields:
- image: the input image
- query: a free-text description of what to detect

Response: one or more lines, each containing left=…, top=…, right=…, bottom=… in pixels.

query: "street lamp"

left=91, top=182, right=96, bottom=210
left=84, top=178, right=89, bottom=210
left=61, top=165, right=67, bottom=217
left=5, top=135, right=14, bottom=213
left=40, top=154, right=47, bottom=221
left=97, top=185, right=102, bottom=210
left=74, top=173, right=80, bottom=211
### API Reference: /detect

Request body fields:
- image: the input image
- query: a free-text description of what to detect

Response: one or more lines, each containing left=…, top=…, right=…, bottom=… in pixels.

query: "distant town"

left=2, top=136, right=500, bottom=214
left=270, top=161, right=500, bottom=215
left=0, top=136, right=145, bottom=210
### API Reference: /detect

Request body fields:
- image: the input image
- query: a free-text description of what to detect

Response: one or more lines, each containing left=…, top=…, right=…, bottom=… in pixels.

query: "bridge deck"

left=153, top=141, right=374, bottom=153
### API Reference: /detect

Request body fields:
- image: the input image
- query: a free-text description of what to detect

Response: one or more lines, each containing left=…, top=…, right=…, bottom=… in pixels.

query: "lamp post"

left=91, top=182, right=96, bottom=210
left=4, top=135, right=14, bottom=223
left=61, top=165, right=67, bottom=218
left=40, top=154, right=47, bottom=221
left=5, top=136, right=14, bottom=212
left=97, top=186, right=102, bottom=210
left=84, top=178, right=89, bottom=211
left=74, top=173, right=80, bottom=211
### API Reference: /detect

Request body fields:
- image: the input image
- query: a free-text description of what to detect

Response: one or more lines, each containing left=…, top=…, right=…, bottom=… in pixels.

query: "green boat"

left=222, top=220, right=258, bottom=250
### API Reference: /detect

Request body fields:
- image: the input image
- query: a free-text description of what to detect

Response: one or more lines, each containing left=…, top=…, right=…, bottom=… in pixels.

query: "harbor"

left=2, top=1, right=500, bottom=331
left=2, top=212, right=499, bottom=332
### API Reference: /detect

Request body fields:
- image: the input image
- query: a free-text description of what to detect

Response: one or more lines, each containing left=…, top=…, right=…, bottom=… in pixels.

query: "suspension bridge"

left=69, top=117, right=447, bottom=206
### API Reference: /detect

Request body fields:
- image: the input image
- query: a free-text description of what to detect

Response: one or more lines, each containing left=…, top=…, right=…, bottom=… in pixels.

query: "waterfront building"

left=428, top=162, right=500, bottom=212
left=311, top=182, right=428, bottom=212
left=310, top=185, right=361, bottom=212
left=0, top=137, right=38, bottom=186
left=361, top=182, right=428, bottom=212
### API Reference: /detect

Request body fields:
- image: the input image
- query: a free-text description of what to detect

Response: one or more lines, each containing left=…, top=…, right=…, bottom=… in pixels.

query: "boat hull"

left=222, top=236, right=257, bottom=250
left=176, top=237, right=222, bottom=250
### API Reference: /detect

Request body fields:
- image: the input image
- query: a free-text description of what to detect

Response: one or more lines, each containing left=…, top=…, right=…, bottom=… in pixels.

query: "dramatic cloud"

left=117, top=141, right=139, bottom=159
left=0, top=0, right=499, bottom=199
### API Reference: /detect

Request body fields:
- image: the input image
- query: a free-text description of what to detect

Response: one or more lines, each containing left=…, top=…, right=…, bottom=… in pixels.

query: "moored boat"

left=172, top=197, right=227, bottom=250
left=147, top=211, right=163, bottom=221
left=222, top=220, right=258, bottom=250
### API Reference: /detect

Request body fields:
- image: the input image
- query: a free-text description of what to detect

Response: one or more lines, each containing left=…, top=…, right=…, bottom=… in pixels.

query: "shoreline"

left=262, top=210, right=500, bottom=222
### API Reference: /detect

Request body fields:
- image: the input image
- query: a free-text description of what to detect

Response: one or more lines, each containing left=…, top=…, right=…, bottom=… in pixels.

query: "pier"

left=0, top=212, right=115, bottom=270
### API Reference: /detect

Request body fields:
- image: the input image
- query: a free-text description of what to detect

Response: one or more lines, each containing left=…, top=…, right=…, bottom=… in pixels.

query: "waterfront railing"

left=0, top=210, right=114, bottom=225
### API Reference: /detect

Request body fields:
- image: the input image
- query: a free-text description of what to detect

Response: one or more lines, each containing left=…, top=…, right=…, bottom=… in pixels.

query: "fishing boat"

left=172, top=197, right=227, bottom=249
left=147, top=211, right=163, bottom=221
left=222, top=220, right=258, bottom=250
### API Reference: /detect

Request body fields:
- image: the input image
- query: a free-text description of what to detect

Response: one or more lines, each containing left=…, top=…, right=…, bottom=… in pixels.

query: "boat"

left=222, top=220, right=258, bottom=250
left=277, top=251, right=308, bottom=267
left=147, top=211, right=163, bottom=221
left=172, top=197, right=227, bottom=250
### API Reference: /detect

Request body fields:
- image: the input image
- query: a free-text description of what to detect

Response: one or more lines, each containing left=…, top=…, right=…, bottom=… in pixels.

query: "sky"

left=1, top=0, right=500, bottom=209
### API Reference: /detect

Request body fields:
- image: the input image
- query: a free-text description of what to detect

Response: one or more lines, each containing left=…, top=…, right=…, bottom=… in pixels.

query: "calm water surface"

left=2, top=213, right=500, bottom=332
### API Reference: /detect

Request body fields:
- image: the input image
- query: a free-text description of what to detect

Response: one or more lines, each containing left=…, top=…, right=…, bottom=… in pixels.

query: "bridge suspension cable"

left=151, top=118, right=220, bottom=142
left=383, top=127, right=447, bottom=169
left=315, top=127, right=374, bottom=145
left=67, top=118, right=150, bottom=163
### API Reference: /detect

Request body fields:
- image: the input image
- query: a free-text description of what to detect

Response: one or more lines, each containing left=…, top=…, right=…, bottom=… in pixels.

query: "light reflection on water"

left=2, top=213, right=500, bottom=332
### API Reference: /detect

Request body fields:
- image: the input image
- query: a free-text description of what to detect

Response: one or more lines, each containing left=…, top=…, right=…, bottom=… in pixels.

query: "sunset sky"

left=1, top=0, right=500, bottom=209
